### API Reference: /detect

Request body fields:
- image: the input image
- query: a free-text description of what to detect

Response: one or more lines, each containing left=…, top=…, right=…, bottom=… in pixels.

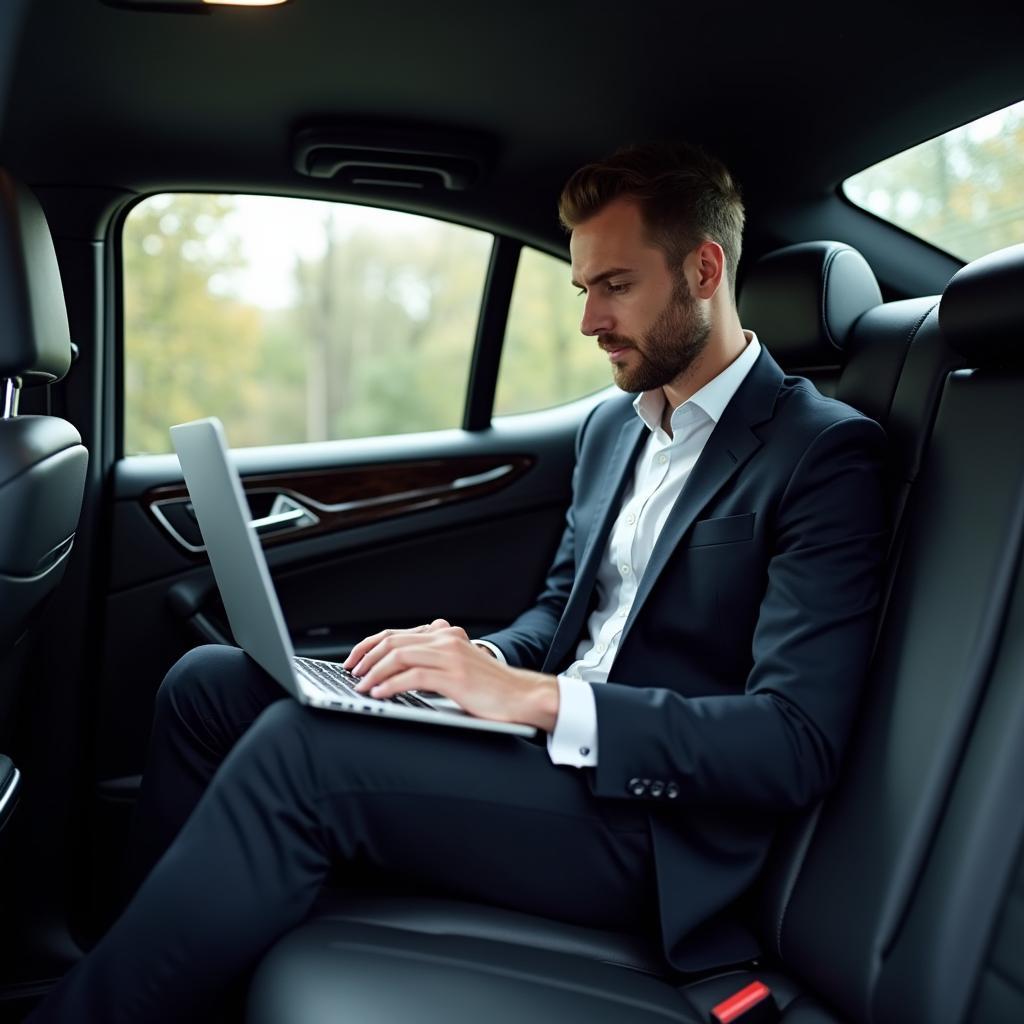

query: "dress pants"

left=28, top=645, right=657, bottom=1023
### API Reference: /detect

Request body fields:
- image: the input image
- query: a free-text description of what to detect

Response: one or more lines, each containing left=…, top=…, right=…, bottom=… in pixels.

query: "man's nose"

left=580, top=294, right=612, bottom=337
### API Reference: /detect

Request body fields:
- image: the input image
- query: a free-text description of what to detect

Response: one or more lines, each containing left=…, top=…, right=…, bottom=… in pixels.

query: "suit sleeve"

left=590, top=415, right=888, bottom=812
left=475, top=407, right=595, bottom=670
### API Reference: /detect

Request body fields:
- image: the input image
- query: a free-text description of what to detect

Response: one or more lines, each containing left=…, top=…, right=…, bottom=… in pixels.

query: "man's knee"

left=155, top=643, right=272, bottom=744
left=156, top=644, right=233, bottom=714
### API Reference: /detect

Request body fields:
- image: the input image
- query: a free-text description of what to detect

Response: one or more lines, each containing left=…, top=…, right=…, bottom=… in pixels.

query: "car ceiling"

left=2, top=0, right=1023, bottom=247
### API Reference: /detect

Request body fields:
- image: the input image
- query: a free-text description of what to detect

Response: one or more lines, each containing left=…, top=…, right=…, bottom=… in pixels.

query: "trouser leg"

left=120, top=645, right=284, bottom=906
left=32, top=696, right=655, bottom=1023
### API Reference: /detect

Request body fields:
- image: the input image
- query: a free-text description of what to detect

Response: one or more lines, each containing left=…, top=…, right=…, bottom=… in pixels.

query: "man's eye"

left=576, top=288, right=586, bottom=297
left=607, top=282, right=629, bottom=294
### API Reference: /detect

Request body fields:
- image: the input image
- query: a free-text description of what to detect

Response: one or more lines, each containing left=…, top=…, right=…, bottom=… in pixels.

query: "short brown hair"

left=558, top=142, right=745, bottom=297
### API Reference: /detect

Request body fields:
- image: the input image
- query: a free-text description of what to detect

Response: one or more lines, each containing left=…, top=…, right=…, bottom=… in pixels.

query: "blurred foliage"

left=844, top=100, right=1024, bottom=261
left=123, top=195, right=608, bottom=455
left=496, top=247, right=609, bottom=416
left=123, top=194, right=269, bottom=456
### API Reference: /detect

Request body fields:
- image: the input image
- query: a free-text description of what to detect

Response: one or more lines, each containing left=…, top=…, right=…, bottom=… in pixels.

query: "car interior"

left=0, top=1, right=1023, bottom=1021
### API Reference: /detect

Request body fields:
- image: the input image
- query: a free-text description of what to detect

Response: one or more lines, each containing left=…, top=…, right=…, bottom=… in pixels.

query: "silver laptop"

left=170, top=417, right=536, bottom=739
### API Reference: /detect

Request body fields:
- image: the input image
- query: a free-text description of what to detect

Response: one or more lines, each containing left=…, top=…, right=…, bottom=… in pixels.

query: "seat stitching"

left=819, top=245, right=845, bottom=352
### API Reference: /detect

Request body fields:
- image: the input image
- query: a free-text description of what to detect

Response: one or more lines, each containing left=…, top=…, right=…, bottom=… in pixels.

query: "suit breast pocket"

left=688, top=512, right=756, bottom=548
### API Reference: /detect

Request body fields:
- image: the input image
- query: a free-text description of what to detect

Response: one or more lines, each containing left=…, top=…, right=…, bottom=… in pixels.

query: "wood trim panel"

left=143, top=454, right=535, bottom=556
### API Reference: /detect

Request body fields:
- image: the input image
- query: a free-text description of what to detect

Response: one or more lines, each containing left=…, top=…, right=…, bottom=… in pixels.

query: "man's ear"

left=689, top=240, right=726, bottom=299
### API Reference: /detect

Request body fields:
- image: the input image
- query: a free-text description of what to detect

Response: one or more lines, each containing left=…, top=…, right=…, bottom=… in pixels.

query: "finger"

left=364, top=666, right=443, bottom=701
left=357, top=644, right=452, bottom=692
left=351, top=632, right=446, bottom=682
left=342, top=628, right=393, bottom=670
left=344, top=621, right=439, bottom=670
left=355, top=644, right=436, bottom=690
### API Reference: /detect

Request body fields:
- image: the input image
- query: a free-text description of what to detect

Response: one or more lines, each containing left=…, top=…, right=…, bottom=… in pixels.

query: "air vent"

left=292, top=125, right=492, bottom=192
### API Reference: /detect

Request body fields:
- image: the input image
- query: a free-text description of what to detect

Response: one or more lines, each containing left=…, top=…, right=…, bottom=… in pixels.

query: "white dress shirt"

left=476, top=332, right=762, bottom=768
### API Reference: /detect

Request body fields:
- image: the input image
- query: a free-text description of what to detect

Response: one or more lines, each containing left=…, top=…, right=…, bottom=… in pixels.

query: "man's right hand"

left=342, top=618, right=476, bottom=678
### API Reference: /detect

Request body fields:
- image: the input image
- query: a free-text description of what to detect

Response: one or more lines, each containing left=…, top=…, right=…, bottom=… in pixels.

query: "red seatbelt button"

left=710, top=980, right=778, bottom=1023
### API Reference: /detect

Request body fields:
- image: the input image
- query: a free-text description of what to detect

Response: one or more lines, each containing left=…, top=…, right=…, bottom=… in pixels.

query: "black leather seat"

left=862, top=243, right=1024, bottom=1024
left=246, top=243, right=1023, bottom=1023
left=0, top=169, right=87, bottom=747
left=738, top=240, right=885, bottom=398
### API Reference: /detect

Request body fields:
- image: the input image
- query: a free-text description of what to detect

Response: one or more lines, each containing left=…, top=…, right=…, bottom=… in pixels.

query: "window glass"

left=494, top=246, right=610, bottom=416
left=122, top=194, right=491, bottom=455
left=843, top=99, right=1024, bottom=261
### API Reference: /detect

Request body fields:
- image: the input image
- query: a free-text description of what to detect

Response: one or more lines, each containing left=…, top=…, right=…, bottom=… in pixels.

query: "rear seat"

left=871, top=243, right=1024, bottom=1024
left=246, top=243, right=1023, bottom=1024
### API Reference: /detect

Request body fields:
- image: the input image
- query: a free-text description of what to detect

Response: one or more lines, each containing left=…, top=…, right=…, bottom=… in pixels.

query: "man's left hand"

left=349, top=630, right=559, bottom=732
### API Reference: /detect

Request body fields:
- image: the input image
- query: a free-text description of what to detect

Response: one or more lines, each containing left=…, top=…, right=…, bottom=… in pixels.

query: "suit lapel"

left=617, top=347, right=784, bottom=651
left=541, top=415, right=646, bottom=673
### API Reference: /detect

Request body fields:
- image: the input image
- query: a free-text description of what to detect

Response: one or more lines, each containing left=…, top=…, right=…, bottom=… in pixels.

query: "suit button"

left=666, top=782, right=679, bottom=799
left=628, top=777, right=647, bottom=797
left=650, top=780, right=665, bottom=798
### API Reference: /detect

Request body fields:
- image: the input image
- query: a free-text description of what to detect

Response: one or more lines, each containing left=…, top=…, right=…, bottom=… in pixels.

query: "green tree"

left=123, top=194, right=270, bottom=454
left=288, top=214, right=489, bottom=439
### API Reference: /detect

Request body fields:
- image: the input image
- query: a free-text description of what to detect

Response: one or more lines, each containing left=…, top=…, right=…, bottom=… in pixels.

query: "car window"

left=122, top=194, right=491, bottom=455
left=494, top=246, right=611, bottom=416
left=843, top=98, right=1024, bottom=262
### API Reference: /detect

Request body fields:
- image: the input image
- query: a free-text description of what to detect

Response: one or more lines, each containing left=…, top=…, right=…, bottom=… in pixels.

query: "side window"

left=122, top=194, right=492, bottom=455
left=494, top=246, right=610, bottom=416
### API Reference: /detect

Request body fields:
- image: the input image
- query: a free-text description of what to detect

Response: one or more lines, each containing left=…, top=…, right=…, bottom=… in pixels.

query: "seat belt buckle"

left=709, top=980, right=779, bottom=1023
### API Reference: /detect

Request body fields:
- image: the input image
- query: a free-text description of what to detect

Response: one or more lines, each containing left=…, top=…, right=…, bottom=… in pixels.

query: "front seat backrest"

left=0, top=169, right=88, bottom=725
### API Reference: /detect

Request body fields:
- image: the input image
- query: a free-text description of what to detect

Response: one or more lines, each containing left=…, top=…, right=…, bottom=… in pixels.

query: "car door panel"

left=88, top=402, right=596, bottom=925
left=100, top=408, right=590, bottom=751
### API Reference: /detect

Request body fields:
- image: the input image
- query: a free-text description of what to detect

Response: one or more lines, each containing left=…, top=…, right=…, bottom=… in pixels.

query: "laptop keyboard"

left=295, top=657, right=435, bottom=710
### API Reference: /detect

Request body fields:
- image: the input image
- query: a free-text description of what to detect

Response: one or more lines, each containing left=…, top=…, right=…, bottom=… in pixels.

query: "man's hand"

left=342, top=619, right=559, bottom=732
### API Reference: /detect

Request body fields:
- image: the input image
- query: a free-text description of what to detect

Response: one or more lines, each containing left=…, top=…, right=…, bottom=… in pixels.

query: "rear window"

left=842, top=98, right=1024, bottom=262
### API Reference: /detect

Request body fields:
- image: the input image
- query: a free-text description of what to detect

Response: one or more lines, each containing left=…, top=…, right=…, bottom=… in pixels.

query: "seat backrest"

left=771, top=243, right=1024, bottom=1022
left=738, top=240, right=884, bottom=398
left=871, top=242, right=1024, bottom=1024
left=0, top=169, right=87, bottom=735
left=740, top=255, right=955, bottom=952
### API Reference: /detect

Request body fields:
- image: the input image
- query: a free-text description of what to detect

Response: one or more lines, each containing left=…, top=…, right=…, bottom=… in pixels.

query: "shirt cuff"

left=471, top=639, right=507, bottom=664
left=547, top=674, right=599, bottom=768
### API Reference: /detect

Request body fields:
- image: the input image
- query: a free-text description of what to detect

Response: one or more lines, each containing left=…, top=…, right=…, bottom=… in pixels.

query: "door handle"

left=0, top=755, right=20, bottom=833
left=151, top=492, right=319, bottom=553
left=250, top=506, right=307, bottom=532
left=250, top=494, right=319, bottom=534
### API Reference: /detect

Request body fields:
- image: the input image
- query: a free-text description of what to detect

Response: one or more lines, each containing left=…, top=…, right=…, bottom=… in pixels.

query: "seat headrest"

left=738, top=241, right=882, bottom=369
left=939, top=243, right=1024, bottom=367
left=0, top=169, right=72, bottom=387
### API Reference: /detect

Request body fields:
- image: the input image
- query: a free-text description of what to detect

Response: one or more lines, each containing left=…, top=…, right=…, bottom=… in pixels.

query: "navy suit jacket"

left=482, top=346, right=888, bottom=970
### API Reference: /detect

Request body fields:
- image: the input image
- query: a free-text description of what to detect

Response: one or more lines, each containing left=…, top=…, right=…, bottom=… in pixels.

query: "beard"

left=601, top=277, right=712, bottom=394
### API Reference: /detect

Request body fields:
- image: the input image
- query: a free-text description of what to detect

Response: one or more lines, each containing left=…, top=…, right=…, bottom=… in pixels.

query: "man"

left=30, top=143, right=886, bottom=1022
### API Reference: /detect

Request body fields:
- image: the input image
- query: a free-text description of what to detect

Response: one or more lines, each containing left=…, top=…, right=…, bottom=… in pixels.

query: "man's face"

left=570, top=197, right=711, bottom=394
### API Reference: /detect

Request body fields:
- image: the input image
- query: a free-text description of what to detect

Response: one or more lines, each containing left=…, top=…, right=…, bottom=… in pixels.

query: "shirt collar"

left=633, top=331, right=762, bottom=434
